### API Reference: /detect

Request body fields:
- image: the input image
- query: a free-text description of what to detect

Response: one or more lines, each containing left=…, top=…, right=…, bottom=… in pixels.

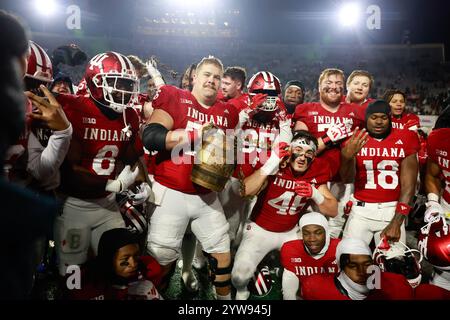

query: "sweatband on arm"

left=142, top=123, right=169, bottom=152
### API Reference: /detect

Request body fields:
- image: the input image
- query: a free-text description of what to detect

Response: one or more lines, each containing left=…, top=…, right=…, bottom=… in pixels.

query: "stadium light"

left=338, top=2, right=361, bottom=27
left=166, top=0, right=216, bottom=9
left=34, top=0, right=57, bottom=16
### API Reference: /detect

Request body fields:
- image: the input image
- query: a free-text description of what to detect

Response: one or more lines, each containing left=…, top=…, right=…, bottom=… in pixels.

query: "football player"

left=384, top=89, right=421, bottom=131
left=340, top=100, right=420, bottom=250
left=293, top=68, right=365, bottom=239
left=2, top=39, right=73, bottom=197
left=54, top=51, right=143, bottom=276
left=66, top=228, right=163, bottom=300
left=344, top=70, right=375, bottom=110
left=142, top=56, right=240, bottom=300
left=423, top=107, right=450, bottom=223
left=280, top=212, right=340, bottom=300
left=231, top=130, right=338, bottom=300
left=219, top=71, right=292, bottom=254
left=220, top=66, right=248, bottom=103
left=50, top=72, right=74, bottom=95
left=283, top=80, right=305, bottom=115
left=4, top=40, right=55, bottom=184
left=300, top=238, right=414, bottom=300
left=179, top=63, right=196, bottom=91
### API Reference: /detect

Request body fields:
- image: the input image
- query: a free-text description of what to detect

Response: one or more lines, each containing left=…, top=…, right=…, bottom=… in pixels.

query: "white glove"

left=278, top=118, right=293, bottom=144
left=325, top=122, right=352, bottom=143
left=129, top=182, right=152, bottom=206
left=105, top=165, right=140, bottom=193
left=145, top=58, right=165, bottom=87
left=235, top=108, right=251, bottom=131
left=424, top=201, right=444, bottom=223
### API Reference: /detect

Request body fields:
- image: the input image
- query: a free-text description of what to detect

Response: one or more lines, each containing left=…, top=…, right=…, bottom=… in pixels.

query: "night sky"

left=2, top=0, right=450, bottom=54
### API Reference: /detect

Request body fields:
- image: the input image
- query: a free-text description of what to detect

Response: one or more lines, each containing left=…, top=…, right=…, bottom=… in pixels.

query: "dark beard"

left=285, top=103, right=296, bottom=115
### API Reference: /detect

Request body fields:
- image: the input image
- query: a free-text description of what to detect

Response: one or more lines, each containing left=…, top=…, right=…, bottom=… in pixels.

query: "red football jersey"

left=427, top=128, right=450, bottom=203
left=414, top=283, right=450, bottom=300
left=75, top=78, right=88, bottom=97
left=280, top=238, right=340, bottom=285
left=293, top=102, right=365, bottom=178
left=293, top=102, right=364, bottom=137
left=352, top=129, right=420, bottom=202
left=391, top=112, right=420, bottom=130
left=151, top=85, right=239, bottom=194
left=234, top=112, right=285, bottom=179
left=219, top=91, right=249, bottom=107
left=359, top=98, right=375, bottom=112
left=367, top=272, right=414, bottom=300
left=301, top=272, right=413, bottom=300
left=58, top=94, right=142, bottom=197
left=300, top=274, right=350, bottom=300
left=246, top=157, right=332, bottom=232
left=341, top=95, right=375, bottom=114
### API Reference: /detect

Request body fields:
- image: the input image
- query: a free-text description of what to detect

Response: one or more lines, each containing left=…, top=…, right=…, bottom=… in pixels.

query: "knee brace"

left=203, top=251, right=232, bottom=287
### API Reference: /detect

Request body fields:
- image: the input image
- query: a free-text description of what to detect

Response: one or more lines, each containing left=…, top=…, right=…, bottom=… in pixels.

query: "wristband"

left=142, top=123, right=169, bottom=152
left=396, top=202, right=412, bottom=216
left=311, top=186, right=325, bottom=205
left=321, top=134, right=333, bottom=147
left=261, top=155, right=281, bottom=176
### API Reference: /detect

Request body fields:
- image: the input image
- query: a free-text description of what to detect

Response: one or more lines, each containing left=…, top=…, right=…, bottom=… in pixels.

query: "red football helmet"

left=25, top=41, right=53, bottom=83
left=373, top=239, right=423, bottom=288
left=117, top=190, right=149, bottom=235
left=247, top=71, right=282, bottom=112
left=84, top=51, right=139, bottom=113
left=247, top=265, right=273, bottom=297
left=418, top=216, right=450, bottom=270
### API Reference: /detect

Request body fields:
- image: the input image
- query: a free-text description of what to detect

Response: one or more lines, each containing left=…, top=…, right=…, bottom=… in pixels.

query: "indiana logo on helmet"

left=247, top=265, right=274, bottom=297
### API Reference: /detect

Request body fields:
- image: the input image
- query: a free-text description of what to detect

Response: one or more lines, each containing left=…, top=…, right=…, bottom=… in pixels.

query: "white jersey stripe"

left=113, top=51, right=127, bottom=72
left=30, top=42, right=44, bottom=73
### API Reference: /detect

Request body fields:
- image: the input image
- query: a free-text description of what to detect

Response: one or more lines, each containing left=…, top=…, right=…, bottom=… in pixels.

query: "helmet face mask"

left=93, top=74, right=138, bottom=113
left=85, top=51, right=139, bottom=113
left=373, top=240, right=423, bottom=288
